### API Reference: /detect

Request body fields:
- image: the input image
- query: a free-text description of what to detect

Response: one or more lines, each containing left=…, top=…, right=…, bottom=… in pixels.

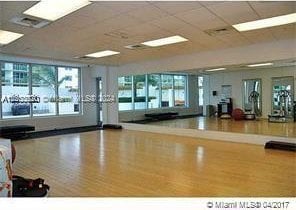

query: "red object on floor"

left=232, top=108, right=245, bottom=120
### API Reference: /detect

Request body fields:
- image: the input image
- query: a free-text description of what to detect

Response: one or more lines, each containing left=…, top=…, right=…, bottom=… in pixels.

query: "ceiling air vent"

left=125, top=44, right=148, bottom=50
left=204, top=26, right=235, bottom=36
left=10, top=16, right=50, bottom=28
left=104, top=31, right=129, bottom=39
left=74, top=56, right=95, bottom=60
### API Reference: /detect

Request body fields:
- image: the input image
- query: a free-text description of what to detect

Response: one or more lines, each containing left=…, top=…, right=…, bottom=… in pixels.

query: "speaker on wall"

left=212, top=91, right=217, bottom=96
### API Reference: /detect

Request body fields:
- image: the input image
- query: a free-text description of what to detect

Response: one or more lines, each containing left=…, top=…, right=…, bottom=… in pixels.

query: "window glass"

left=148, top=74, right=160, bottom=109
left=161, top=75, right=174, bottom=107
left=118, top=76, right=132, bottom=111
left=32, top=65, right=57, bottom=116
left=1, top=62, right=30, bottom=118
left=174, top=75, right=186, bottom=107
left=198, top=76, right=204, bottom=106
left=58, top=67, right=80, bottom=115
left=134, top=75, right=146, bottom=110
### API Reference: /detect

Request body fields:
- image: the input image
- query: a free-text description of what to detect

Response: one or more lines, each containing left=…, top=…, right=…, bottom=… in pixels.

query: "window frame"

left=118, top=73, right=188, bottom=112
left=0, top=60, right=82, bottom=120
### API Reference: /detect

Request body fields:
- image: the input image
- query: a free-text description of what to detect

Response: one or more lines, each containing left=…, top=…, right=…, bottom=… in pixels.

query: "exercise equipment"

left=245, top=91, right=260, bottom=120
left=265, top=141, right=296, bottom=152
left=102, top=124, right=123, bottom=130
left=268, top=90, right=292, bottom=123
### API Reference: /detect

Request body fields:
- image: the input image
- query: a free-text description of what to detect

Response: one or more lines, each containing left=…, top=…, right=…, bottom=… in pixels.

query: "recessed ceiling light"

left=205, top=68, right=226, bottom=72
left=247, top=63, right=273, bottom=67
left=24, top=0, right=91, bottom=21
left=233, top=13, right=296, bottom=31
left=85, top=50, right=120, bottom=58
left=142, top=35, right=188, bottom=47
left=0, top=30, right=24, bottom=45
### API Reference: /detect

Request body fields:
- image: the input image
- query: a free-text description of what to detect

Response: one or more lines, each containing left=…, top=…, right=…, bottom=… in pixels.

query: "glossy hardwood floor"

left=149, top=117, right=296, bottom=138
left=13, top=130, right=296, bottom=197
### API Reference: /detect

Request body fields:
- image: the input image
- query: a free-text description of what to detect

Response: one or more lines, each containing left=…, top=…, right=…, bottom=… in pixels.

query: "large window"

left=148, top=74, right=160, bottom=109
left=58, top=67, right=80, bottom=115
left=161, top=75, right=174, bottom=107
left=133, top=75, right=146, bottom=110
left=0, top=61, right=81, bottom=120
left=174, top=75, right=186, bottom=107
left=1, top=62, right=30, bottom=119
left=118, top=76, right=133, bottom=111
left=198, top=76, right=204, bottom=106
left=32, top=64, right=57, bottom=116
left=118, top=73, right=188, bottom=111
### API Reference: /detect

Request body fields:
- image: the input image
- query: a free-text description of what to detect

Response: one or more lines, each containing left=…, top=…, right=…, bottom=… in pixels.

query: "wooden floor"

left=13, top=129, right=295, bottom=197
left=148, top=117, right=296, bottom=138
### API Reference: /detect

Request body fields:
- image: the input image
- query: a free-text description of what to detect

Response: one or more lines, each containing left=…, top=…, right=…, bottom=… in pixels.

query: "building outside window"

left=148, top=74, right=160, bottom=109
left=133, top=75, right=146, bottom=110
left=118, top=73, right=188, bottom=111
left=118, top=76, right=133, bottom=111
left=58, top=67, right=80, bottom=115
left=161, top=74, right=174, bottom=107
left=174, top=75, right=186, bottom=107
left=0, top=61, right=81, bottom=119
left=198, top=76, right=204, bottom=106
left=1, top=62, right=30, bottom=118
left=32, top=64, right=57, bottom=116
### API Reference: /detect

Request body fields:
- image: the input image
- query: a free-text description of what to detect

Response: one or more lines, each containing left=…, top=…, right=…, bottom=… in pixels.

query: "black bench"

left=0, top=125, right=35, bottom=139
left=145, top=112, right=179, bottom=120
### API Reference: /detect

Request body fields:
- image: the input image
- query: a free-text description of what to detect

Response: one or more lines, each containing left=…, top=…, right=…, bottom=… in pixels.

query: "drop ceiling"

left=0, top=1, right=295, bottom=65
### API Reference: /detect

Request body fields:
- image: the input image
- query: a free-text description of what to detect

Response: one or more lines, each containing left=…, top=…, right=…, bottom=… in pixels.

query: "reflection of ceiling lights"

left=247, top=63, right=273, bottom=67
left=24, top=0, right=91, bottom=21
left=142, top=35, right=188, bottom=47
left=85, top=50, right=120, bottom=58
left=233, top=13, right=296, bottom=31
left=0, top=30, right=24, bottom=45
left=205, top=67, right=226, bottom=72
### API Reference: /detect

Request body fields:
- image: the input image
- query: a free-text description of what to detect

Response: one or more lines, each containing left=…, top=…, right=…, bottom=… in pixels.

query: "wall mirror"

left=271, top=76, right=294, bottom=117
left=242, top=79, right=262, bottom=116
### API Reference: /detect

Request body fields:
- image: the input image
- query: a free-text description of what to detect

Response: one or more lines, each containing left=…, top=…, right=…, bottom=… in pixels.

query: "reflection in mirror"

left=271, top=76, right=294, bottom=117
left=243, top=79, right=262, bottom=117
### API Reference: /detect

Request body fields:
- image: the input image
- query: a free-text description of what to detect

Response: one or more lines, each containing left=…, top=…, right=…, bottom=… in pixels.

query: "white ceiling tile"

left=97, top=1, right=151, bottom=14
left=149, top=15, right=190, bottom=32
left=241, top=28, right=276, bottom=44
left=127, top=5, right=168, bottom=23
left=216, top=31, right=250, bottom=48
left=206, top=2, right=260, bottom=25
left=270, top=24, right=296, bottom=41
left=1, top=1, right=294, bottom=65
left=150, top=1, right=203, bottom=15
left=175, top=7, right=228, bottom=30
left=250, top=1, right=296, bottom=18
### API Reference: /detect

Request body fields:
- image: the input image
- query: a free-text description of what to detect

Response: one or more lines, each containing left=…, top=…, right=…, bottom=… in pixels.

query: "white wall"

left=203, top=66, right=296, bottom=118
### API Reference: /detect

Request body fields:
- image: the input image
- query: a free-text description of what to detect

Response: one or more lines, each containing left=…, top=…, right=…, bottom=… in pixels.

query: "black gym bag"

left=12, top=175, right=50, bottom=197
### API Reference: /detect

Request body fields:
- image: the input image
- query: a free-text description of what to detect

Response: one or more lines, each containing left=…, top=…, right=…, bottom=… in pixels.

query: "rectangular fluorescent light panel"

left=142, top=35, right=188, bottom=47
left=0, top=30, right=24, bottom=45
left=24, top=0, right=91, bottom=21
left=233, top=13, right=296, bottom=31
left=85, top=50, right=120, bottom=58
left=205, top=68, right=226, bottom=72
left=247, top=63, right=273, bottom=67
